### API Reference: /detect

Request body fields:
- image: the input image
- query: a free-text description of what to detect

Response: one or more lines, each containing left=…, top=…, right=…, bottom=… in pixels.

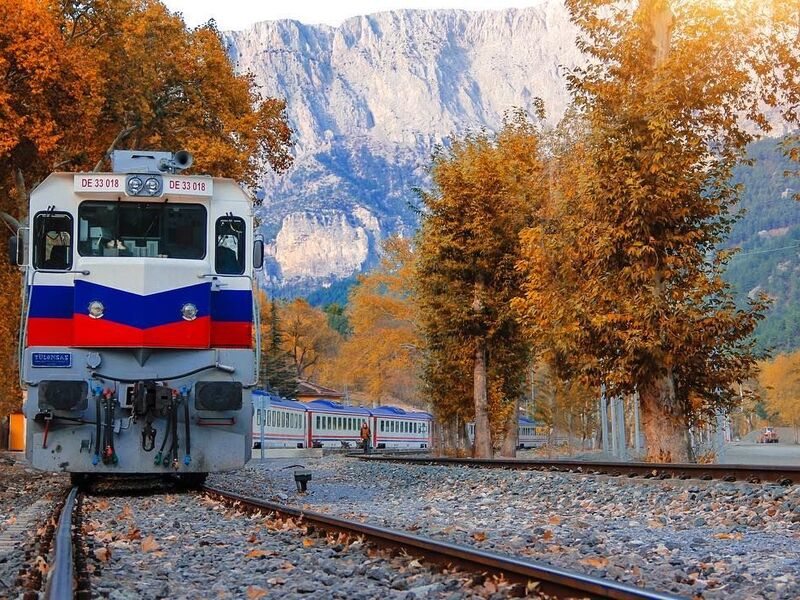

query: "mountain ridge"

left=223, top=2, right=583, bottom=293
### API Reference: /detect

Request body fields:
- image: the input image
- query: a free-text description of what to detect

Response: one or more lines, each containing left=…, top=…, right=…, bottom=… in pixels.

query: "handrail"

left=19, top=269, right=88, bottom=388
left=197, top=272, right=259, bottom=387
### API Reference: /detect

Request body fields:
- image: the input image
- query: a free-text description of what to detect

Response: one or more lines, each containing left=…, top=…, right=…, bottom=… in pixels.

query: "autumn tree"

left=2, top=0, right=293, bottom=216
left=260, top=298, right=298, bottom=398
left=416, top=112, right=546, bottom=457
left=0, top=0, right=103, bottom=216
left=515, top=0, right=798, bottom=461
left=759, top=353, right=800, bottom=444
left=280, top=299, right=341, bottom=381
left=0, top=0, right=293, bottom=416
left=322, top=237, right=422, bottom=406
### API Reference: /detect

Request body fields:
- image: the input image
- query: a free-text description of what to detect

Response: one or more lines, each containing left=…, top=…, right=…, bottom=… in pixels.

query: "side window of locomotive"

left=215, top=216, right=245, bottom=275
left=33, top=212, right=73, bottom=270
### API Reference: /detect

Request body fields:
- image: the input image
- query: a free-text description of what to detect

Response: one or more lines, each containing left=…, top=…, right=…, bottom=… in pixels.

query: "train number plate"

left=31, top=352, right=72, bottom=368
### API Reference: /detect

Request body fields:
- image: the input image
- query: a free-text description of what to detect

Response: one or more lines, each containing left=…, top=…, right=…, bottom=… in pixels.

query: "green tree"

left=416, top=112, right=546, bottom=457
left=260, top=299, right=298, bottom=398
left=323, top=303, right=351, bottom=337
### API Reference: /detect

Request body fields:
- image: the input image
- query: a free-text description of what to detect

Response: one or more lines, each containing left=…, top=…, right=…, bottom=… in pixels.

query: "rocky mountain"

left=223, top=2, right=584, bottom=295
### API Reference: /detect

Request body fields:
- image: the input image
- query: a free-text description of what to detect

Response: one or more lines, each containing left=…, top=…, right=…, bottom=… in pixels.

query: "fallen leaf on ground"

left=581, top=557, right=609, bottom=569
left=246, top=585, right=267, bottom=599
left=141, top=536, right=160, bottom=553
left=32, top=555, right=48, bottom=575
left=472, top=531, right=487, bottom=542
left=542, top=530, right=554, bottom=541
left=548, top=515, right=562, bottom=525
left=245, top=549, right=275, bottom=559
left=713, top=533, right=743, bottom=541
left=125, top=527, right=142, bottom=541
left=94, top=547, right=111, bottom=562
left=118, top=505, right=134, bottom=520
left=302, top=538, right=315, bottom=547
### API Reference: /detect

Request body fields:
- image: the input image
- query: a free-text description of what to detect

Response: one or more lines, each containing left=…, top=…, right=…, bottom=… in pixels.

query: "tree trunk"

left=639, top=371, right=691, bottom=462
left=499, top=398, right=518, bottom=457
left=472, top=338, right=492, bottom=458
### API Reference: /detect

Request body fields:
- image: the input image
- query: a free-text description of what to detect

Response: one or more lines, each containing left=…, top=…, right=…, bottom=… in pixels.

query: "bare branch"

left=93, top=125, right=137, bottom=172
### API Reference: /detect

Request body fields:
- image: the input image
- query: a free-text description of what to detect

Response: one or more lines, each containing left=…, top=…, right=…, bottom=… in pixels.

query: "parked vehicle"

left=758, top=427, right=779, bottom=443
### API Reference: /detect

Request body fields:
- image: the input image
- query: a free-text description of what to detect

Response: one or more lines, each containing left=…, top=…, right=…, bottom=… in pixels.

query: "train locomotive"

left=13, top=150, right=261, bottom=483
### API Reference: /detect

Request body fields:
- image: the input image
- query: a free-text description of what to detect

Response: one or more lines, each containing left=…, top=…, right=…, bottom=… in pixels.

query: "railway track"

left=204, top=485, right=684, bottom=600
left=354, top=456, right=800, bottom=485
left=27, top=486, right=90, bottom=600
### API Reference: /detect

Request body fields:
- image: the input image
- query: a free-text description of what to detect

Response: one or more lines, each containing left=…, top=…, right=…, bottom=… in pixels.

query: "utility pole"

left=616, top=396, right=627, bottom=460
left=714, top=410, right=727, bottom=463
left=609, top=395, right=618, bottom=457
left=600, top=384, right=609, bottom=455
left=633, top=391, right=641, bottom=455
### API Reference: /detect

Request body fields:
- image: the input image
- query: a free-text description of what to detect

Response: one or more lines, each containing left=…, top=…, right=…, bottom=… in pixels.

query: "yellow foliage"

left=280, top=299, right=341, bottom=381
left=321, top=237, right=423, bottom=406
left=759, top=352, right=800, bottom=428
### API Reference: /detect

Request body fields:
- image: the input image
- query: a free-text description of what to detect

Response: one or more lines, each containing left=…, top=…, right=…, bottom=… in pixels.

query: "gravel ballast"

left=210, top=455, right=800, bottom=599
left=83, top=492, right=538, bottom=599
left=0, top=454, right=68, bottom=596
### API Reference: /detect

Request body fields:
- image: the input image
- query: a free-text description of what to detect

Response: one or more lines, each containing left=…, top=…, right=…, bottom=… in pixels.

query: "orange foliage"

left=280, top=299, right=341, bottom=381
left=322, top=237, right=423, bottom=406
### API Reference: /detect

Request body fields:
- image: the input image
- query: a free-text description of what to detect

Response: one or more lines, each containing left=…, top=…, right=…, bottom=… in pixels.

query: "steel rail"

left=204, top=485, right=685, bottom=600
left=354, top=456, right=800, bottom=485
left=43, top=486, right=78, bottom=600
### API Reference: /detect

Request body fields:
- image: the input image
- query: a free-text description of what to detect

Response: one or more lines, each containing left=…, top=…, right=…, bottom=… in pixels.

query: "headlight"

left=88, top=300, right=104, bottom=319
left=126, top=176, right=143, bottom=195
left=181, top=303, right=198, bottom=321
left=144, top=177, right=161, bottom=195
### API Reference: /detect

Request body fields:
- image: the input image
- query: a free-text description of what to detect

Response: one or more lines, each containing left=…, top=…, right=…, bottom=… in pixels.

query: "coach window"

left=215, top=216, right=245, bottom=275
left=34, top=212, right=73, bottom=270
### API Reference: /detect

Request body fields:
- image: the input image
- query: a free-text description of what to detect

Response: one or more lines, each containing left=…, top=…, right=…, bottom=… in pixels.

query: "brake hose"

left=171, top=399, right=179, bottom=467
left=105, top=396, right=117, bottom=465
left=93, top=394, right=102, bottom=465
left=91, top=362, right=234, bottom=384
left=154, top=403, right=173, bottom=466
left=183, top=395, right=191, bottom=465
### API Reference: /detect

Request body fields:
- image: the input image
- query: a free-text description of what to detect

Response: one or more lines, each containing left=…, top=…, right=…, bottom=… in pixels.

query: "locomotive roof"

left=519, top=416, right=538, bottom=426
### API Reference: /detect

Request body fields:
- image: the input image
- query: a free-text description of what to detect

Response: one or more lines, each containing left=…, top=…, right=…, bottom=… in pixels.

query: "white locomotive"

left=13, top=151, right=261, bottom=483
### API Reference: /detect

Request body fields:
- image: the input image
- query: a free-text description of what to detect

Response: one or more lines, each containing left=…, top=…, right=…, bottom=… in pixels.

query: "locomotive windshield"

left=77, top=201, right=206, bottom=259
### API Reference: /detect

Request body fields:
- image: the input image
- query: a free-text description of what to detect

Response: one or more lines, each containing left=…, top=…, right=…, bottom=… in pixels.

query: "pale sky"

left=162, top=0, right=543, bottom=31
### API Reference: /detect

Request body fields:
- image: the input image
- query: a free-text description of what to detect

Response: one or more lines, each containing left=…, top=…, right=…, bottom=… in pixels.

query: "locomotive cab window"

left=77, top=201, right=206, bottom=259
left=33, top=212, right=73, bottom=270
left=215, top=216, right=245, bottom=275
